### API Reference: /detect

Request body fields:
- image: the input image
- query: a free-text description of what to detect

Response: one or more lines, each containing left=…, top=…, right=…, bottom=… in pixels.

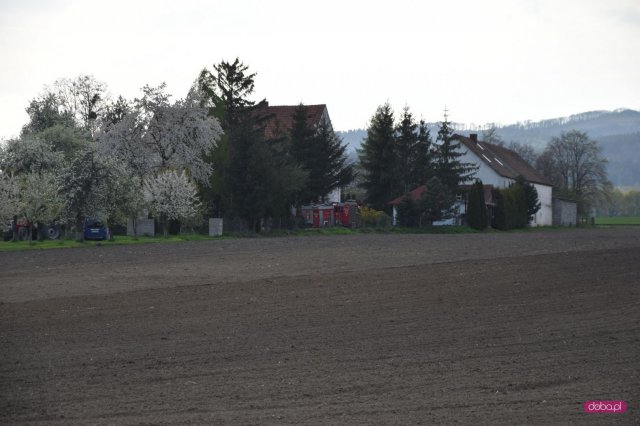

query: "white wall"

left=460, top=149, right=553, bottom=226
left=326, top=187, right=341, bottom=203
left=460, top=150, right=512, bottom=188
left=531, top=183, right=553, bottom=226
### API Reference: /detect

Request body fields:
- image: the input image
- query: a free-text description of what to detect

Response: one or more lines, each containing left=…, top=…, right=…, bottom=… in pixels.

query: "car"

left=84, top=219, right=110, bottom=240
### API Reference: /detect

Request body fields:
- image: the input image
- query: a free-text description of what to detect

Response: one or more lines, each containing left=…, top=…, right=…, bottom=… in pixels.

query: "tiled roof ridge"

left=452, top=133, right=551, bottom=186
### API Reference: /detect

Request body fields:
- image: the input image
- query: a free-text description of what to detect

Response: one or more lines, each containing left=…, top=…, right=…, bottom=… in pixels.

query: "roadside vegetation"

left=0, top=223, right=588, bottom=252
left=595, top=216, right=640, bottom=225
left=0, top=234, right=225, bottom=252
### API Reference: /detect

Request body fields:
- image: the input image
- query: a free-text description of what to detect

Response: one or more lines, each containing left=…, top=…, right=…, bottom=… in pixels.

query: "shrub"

left=358, top=206, right=391, bottom=229
left=467, top=179, right=487, bottom=230
left=492, top=184, right=527, bottom=230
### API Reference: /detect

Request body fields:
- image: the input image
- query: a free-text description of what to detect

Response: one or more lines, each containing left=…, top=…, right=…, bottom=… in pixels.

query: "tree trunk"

left=75, top=216, right=84, bottom=242
left=132, top=217, right=138, bottom=237
left=11, top=216, right=17, bottom=242
left=37, top=222, right=46, bottom=241
left=161, top=213, right=168, bottom=237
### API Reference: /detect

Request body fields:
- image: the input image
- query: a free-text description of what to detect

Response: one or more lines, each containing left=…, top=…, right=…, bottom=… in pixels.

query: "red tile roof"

left=390, top=184, right=496, bottom=206
left=388, top=185, right=427, bottom=206
left=453, top=134, right=551, bottom=186
left=257, top=104, right=328, bottom=139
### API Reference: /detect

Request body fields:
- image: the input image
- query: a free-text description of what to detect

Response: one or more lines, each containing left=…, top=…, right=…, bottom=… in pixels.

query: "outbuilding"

left=552, top=197, right=578, bottom=226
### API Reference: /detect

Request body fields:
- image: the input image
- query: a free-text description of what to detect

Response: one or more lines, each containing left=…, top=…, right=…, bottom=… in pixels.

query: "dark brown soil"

left=1, top=228, right=639, bottom=424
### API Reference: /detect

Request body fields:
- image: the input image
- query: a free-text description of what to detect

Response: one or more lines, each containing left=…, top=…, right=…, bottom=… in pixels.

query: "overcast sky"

left=1, top=0, right=639, bottom=139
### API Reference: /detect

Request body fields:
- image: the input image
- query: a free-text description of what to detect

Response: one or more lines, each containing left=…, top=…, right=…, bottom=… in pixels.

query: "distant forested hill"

left=337, top=109, right=640, bottom=187
left=337, top=129, right=368, bottom=154
left=598, top=132, right=640, bottom=187
left=490, top=109, right=640, bottom=150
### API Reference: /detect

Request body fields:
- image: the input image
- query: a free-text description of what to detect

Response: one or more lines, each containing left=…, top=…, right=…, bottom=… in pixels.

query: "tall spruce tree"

left=358, top=103, right=399, bottom=211
left=197, top=58, right=258, bottom=129
left=415, top=119, right=435, bottom=185
left=311, top=118, right=354, bottom=200
left=433, top=111, right=476, bottom=192
left=224, top=104, right=305, bottom=231
left=395, top=107, right=419, bottom=193
left=226, top=115, right=272, bottom=231
left=264, top=127, right=307, bottom=226
left=290, top=104, right=315, bottom=166
left=196, top=58, right=260, bottom=217
left=289, top=104, right=354, bottom=204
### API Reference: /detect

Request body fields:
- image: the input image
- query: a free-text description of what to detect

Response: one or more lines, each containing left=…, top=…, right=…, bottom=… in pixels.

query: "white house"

left=454, top=133, right=553, bottom=226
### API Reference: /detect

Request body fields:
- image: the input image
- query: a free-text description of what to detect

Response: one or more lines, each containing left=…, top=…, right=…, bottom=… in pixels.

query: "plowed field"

left=1, top=229, right=639, bottom=424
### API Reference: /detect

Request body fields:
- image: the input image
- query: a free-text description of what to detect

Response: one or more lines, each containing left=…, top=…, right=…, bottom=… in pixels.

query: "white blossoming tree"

left=0, top=136, right=64, bottom=175
left=98, top=83, right=222, bottom=184
left=143, top=170, right=202, bottom=236
left=57, top=146, right=127, bottom=241
left=1, top=138, right=65, bottom=240
left=0, top=174, right=21, bottom=237
left=16, top=171, right=64, bottom=240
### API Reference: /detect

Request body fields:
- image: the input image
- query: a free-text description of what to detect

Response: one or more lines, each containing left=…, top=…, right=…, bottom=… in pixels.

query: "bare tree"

left=481, top=127, right=504, bottom=146
left=52, top=75, right=109, bottom=136
left=507, top=141, right=538, bottom=166
left=537, top=130, right=610, bottom=216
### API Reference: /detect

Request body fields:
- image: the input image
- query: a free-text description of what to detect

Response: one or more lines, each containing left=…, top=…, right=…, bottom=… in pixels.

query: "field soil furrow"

left=1, top=229, right=639, bottom=424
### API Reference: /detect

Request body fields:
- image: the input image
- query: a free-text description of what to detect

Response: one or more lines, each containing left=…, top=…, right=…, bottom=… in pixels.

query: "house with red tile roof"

left=259, top=104, right=330, bottom=139
left=388, top=185, right=428, bottom=207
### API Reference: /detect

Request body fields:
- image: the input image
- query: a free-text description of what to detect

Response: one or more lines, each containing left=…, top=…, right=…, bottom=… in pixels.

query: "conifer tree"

left=395, top=107, right=419, bottom=193
left=516, top=175, right=540, bottom=224
left=417, top=176, right=456, bottom=226
left=289, top=104, right=353, bottom=204
left=433, top=110, right=476, bottom=192
left=226, top=115, right=274, bottom=231
left=197, top=57, right=258, bottom=129
left=467, top=179, right=487, bottom=230
left=196, top=58, right=260, bottom=217
left=311, top=118, right=354, bottom=200
left=396, top=194, right=418, bottom=227
left=358, top=103, right=399, bottom=211
left=290, top=104, right=316, bottom=167
left=415, top=119, right=435, bottom=185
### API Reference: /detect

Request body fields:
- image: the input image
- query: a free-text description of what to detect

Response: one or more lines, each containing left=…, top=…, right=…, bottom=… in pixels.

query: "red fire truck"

left=299, top=201, right=359, bottom=228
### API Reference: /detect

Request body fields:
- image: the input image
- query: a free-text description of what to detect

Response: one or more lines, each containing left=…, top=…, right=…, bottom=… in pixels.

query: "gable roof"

left=258, top=104, right=328, bottom=139
left=388, top=185, right=427, bottom=206
left=389, top=183, right=497, bottom=206
left=452, top=134, right=551, bottom=186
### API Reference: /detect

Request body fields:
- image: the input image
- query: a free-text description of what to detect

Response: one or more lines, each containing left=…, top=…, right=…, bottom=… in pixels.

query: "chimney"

left=470, top=133, right=478, bottom=143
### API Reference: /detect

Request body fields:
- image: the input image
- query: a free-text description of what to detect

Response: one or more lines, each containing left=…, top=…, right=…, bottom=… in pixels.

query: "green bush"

left=396, top=195, right=418, bottom=227
left=492, top=184, right=527, bottom=230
